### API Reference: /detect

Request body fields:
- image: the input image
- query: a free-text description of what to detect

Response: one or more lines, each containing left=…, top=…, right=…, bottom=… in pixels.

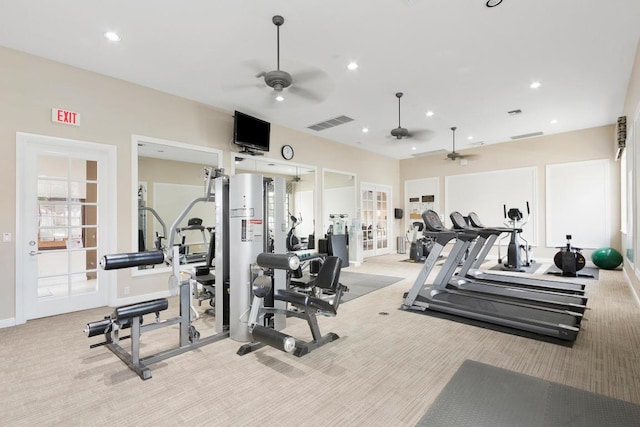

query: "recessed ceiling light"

left=347, top=62, right=359, bottom=71
left=411, top=146, right=417, bottom=150
left=275, top=94, right=284, bottom=102
left=550, top=119, right=558, bottom=124
left=530, top=81, right=541, bottom=89
left=486, top=0, right=503, bottom=7
left=104, top=31, right=121, bottom=42
left=362, top=127, right=369, bottom=133
left=468, top=136, right=474, bottom=140
left=426, top=111, right=434, bottom=117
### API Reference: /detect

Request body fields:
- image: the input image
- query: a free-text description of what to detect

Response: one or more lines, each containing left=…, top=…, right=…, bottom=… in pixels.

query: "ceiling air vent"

left=307, top=115, right=354, bottom=131
left=511, top=131, right=544, bottom=140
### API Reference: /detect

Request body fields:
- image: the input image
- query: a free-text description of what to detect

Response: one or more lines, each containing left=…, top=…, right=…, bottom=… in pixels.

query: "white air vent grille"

left=308, top=115, right=354, bottom=131
left=511, top=131, right=543, bottom=140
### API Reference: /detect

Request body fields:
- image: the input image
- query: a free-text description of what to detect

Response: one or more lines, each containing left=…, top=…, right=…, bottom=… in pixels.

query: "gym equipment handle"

left=101, top=250, right=165, bottom=270
left=256, top=253, right=300, bottom=271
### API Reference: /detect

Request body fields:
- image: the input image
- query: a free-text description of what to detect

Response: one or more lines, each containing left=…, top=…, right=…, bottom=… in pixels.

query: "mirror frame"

left=131, top=134, right=223, bottom=277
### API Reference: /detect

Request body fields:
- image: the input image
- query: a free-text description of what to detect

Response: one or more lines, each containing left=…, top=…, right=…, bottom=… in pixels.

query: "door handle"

left=29, top=250, right=42, bottom=256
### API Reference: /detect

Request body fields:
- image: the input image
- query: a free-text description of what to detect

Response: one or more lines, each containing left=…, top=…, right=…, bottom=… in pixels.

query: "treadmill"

left=450, top=211, right=586, bottom=296
left=432, top=213, right=588, bottom=314
left=402, top=210, right=582, bottom=342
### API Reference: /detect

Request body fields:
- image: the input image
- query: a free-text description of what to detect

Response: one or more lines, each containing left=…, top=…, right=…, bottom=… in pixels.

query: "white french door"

left=16, top=133, right=116, bottom=322
left=361, top=183, right=391, bottom=257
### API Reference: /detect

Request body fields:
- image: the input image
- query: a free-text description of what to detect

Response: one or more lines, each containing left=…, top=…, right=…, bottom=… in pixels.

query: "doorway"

left=361, top=183, right=391, bottom=257
left=16, top=133, right=116, bottom=322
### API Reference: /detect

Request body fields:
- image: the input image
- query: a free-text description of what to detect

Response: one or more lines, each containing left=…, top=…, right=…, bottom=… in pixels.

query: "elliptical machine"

left=498, top=202, right=533, bottom=272
left=550, top=235, right=591, bottom=278
left=286, top=213, right=308, bottom=251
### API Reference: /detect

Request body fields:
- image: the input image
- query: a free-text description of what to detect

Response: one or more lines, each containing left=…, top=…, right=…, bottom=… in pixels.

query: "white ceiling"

left=1, top=1, right=639, bottom=159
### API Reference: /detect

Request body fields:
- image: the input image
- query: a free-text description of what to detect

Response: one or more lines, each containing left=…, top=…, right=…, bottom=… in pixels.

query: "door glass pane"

left=38, top=251, right=68, bottom=277
left=70, top=249, right=93, bottom=273
left=82, top=227, right=98, bottom=249
left=38, top=180, right=67, bottom=199
left=83, top=204, right=98, bottom=226
left=71, top=273, right=97, bottom=295
left=38, top=275, right=68, bottom=298
left=69, top=158, right=87, bottom=181
left=69, top=204, right=83, bottom=227
left=38, top=156, right=68, bottom=179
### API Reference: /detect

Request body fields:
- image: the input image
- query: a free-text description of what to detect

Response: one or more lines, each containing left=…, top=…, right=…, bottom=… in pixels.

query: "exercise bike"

left=498, top=202, right=533, bottom=272
left=407, top=222, right=434, bottom=263
left=550, top=235, right=592, bottom=278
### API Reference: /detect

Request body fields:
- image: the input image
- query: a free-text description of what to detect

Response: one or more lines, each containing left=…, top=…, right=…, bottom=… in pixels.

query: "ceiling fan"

left=445, top=127, right=478, bottom=161
left=389, top=92, right=433, bottom=141
left=255, top=15, right=326, bottom=102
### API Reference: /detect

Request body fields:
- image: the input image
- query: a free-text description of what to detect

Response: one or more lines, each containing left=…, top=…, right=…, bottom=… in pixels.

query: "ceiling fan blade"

left=288, top=85, right=324, bottom=102
left=293, top=68, right=327, bottom=84
left=238, top=59, right=269, bottom=74
left=406, top=129, right=435, bottom=141
left=222, top=81, right=267, bottom=91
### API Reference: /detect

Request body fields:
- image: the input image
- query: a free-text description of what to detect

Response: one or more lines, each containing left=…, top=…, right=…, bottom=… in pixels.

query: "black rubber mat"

left=545, top=266, right=599, bottom=280
left=489, top=262, right=542, bottom=274
left=416, top=360, right=640, bottom=427
left=338, top=271, right=404, bottom=303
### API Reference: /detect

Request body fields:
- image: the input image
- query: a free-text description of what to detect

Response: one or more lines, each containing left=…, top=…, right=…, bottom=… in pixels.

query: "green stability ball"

left=591, top=247, right=623, bottom=270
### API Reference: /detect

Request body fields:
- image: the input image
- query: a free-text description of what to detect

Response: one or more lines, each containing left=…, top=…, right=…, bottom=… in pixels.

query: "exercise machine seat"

left=113, top=298, right=169, bottom=321
left=275, top=256, right=343, bottom=315
left=314, top=256, right=342, bottom=291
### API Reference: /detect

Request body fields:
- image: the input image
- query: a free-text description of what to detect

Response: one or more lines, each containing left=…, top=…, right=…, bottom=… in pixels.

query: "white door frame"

left=15, top=132, right=117, bottom=325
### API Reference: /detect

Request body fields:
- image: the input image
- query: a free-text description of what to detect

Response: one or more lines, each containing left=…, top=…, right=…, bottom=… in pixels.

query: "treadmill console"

left=422, top=210, right=445, bottom=232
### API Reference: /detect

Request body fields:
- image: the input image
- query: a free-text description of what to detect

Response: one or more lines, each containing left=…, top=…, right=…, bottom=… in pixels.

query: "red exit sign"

left=51, top=108, right=81, bottom=126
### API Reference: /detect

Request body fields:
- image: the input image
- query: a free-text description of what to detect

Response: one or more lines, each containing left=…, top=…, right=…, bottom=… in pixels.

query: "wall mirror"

left=322, top=169, right=357, bottom=237
left=132, top=135, right=222, bottom=275
left=322, top=168, right=358, bottom=265
left=232, top=153, right=317, bottom=251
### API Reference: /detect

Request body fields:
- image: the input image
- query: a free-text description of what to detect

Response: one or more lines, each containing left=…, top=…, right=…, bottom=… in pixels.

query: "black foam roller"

left=113, top=299, right=169, bottom=321
left=251, top=325, right=296, bottom=353
left=256, top=253, right=300, bottom=271
left=84, top=318, right=113, bottom=337
left=100, top=250, right=165, bottom=270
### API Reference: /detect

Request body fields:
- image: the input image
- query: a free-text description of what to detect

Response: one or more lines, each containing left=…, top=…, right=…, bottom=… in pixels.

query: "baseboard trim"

left=0, top=317, right=17, bottom=329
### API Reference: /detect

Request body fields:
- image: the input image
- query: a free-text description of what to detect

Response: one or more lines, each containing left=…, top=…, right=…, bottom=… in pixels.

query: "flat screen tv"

left=233, top=111, right=271, bottom=153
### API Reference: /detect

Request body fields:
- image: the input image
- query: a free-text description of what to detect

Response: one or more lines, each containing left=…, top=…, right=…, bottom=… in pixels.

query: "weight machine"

left=84, top=171, right=291, bottom=379
left=237, top=253, right=346, bottom=357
